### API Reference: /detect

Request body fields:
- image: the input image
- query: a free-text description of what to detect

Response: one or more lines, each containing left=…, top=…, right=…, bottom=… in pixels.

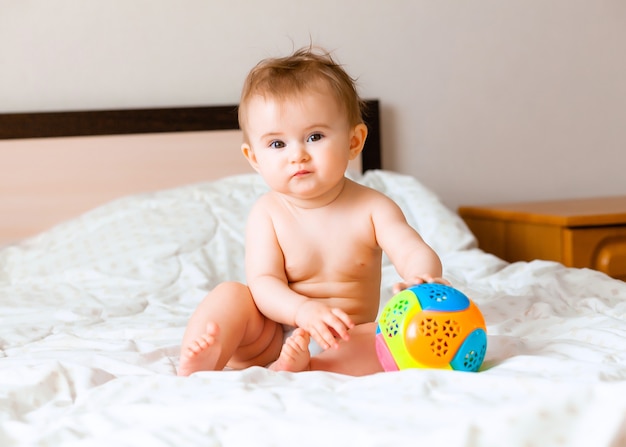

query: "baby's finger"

left=321, top=313, right=348, bottom=342
left=392, top=282, right=407, bottom=294
left=421, top=275, right=434, bottom=283
left=434, top=277, right=452, bottom=285
left=331, top=308, right=354, bottom=327
left=330, top=309, right=353, bottom=340
left=309, top=326, right=334, bottom=351
left=321, top=322, right=343, bottom=349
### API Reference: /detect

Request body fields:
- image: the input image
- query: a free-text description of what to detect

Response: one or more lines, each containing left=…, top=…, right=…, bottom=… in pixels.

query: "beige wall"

left=2, top=0, right=625, bottom=210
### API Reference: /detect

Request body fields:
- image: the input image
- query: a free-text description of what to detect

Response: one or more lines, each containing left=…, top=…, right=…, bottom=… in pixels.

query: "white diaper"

left=282, top=325, right=325, bottom=357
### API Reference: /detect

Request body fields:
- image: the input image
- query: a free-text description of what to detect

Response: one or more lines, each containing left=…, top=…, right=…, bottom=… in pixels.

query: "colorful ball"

left=376, top=283, right=487, bottom=372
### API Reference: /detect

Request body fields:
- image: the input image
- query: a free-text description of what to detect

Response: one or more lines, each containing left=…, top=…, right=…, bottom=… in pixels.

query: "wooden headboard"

left=0, top=100, right=381, bottom=244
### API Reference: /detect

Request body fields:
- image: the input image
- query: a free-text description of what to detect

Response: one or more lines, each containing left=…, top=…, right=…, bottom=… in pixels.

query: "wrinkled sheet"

left=1, top=171, right=625, bottom=447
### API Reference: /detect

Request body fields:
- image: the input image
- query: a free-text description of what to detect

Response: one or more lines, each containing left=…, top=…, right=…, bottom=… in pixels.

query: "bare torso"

left=265, top=179, right=383, bottom=324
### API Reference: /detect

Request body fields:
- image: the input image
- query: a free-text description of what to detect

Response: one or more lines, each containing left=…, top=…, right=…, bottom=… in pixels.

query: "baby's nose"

left=289, top=144, right=310, bottom=163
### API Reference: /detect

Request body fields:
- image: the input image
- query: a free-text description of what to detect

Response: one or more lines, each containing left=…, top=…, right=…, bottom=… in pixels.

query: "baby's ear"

left=241, top=143, right=260, bottom=172
left=349, top=123, right=368, bottom=160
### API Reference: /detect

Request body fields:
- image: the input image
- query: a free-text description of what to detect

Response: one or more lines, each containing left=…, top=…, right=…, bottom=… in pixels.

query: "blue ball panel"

left=410, top=283, right=469, bottom=312
left=450, top=328, right=487, bottom=372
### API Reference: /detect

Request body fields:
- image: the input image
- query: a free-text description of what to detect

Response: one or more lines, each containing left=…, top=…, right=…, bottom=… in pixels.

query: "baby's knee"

left=213, top=281, right=248, bottom=295
left=212, top=281, right=254, bottom=305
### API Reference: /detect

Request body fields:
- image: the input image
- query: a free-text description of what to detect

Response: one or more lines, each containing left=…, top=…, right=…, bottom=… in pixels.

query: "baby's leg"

left=271, top=323, right=384, bottom=376
left=309, top=322, right=384, bottom=376
left=178, top=281, right=283, bottom=376
left=269, top=328, right=311, bottom=372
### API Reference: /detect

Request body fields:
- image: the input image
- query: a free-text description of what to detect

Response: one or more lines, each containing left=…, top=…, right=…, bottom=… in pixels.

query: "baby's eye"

left=269, top=140, right=286, bottom=149
left=307, top=133, right=323, bottom=143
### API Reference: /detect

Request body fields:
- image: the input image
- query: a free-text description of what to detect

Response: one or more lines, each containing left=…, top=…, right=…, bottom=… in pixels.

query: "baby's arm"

left=244, top=200, right=352, bottom=350
left=372, top=192, right=446, bottom=288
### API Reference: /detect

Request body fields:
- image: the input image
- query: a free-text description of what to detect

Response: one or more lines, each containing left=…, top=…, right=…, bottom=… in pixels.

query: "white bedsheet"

left=1, top=171, right=625, bottom=447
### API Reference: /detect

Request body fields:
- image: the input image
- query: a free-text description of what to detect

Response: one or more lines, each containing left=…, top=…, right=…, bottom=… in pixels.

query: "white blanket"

left=1, top=171, right=625, bottom=447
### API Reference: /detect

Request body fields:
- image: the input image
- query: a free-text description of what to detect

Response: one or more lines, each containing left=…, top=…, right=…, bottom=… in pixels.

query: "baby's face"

left=241, top=90, right=360, bottom=203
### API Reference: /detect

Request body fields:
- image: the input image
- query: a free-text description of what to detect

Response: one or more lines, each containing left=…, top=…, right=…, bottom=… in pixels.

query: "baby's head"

left=238, top=46, right=364, bottom=141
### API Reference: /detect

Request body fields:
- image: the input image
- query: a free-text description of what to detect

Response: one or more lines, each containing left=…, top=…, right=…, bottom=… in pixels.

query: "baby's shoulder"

left=248, top=192, right=277, bottom=216
left=346, top=180, right=397, bottom=206
left=249, top=191, right=295, bottom=220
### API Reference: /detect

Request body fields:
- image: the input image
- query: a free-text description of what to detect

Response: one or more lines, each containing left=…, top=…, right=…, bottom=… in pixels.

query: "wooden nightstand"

left=458, top=196, right=626, bottom=280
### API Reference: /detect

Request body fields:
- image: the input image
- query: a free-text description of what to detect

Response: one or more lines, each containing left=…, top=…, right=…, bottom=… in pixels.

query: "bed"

left=1, top=103, right=625, bottom=447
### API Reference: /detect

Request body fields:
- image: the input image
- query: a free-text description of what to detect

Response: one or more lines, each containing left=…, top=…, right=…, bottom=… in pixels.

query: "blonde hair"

left=238, top=46, right=364, bottom=137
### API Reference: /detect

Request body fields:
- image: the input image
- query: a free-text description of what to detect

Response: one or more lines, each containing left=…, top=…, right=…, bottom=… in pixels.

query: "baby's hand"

left=392, top=275, right=451, bottom=294
left=294, top=300, right=354, bottom=350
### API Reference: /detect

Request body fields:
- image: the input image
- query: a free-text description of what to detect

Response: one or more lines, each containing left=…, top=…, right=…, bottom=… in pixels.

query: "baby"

left=178, top=46, right=446, bottom=376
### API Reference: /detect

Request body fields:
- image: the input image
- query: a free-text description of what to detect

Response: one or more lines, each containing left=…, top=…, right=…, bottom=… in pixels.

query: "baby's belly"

left=289, top=280, right=380, bottom=324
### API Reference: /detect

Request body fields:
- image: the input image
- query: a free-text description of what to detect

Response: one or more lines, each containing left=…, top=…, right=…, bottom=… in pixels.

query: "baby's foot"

left=270, top=328, right=311, bottom=372
left=177, top=322, right=222, bottom=376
